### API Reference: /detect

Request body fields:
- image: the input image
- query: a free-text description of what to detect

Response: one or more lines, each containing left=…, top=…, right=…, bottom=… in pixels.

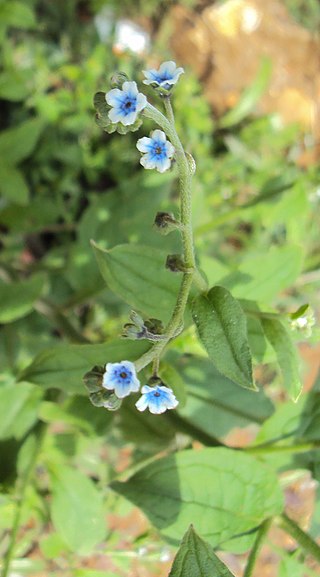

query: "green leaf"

left=0, top=163, right=29, bottom=205
left=0, top=70, right=31, bottom=101
left=19, top=340, right=150, bottom=394
left=50, top=465, right=106, bottom=554
left=221, top=246, right=303, bottom=304
left=0, top=274, right=46, bottom=323
left=0, top=117, right=44, bottom=165
left=192, top=286, right=255, bottom=390
left=175, top=355, right=273, bottom=440
left=0, top=383, right=43, bottom=440
left=92, top=242, right=182, bottom=321
left=262, top=318, right=302, bottom=400
left=220, top=57, right=272, bottom=128
left=168, top=525, right=236, bottom=577
left=0, top=1, right=36, bottom=29
left=112, top=447, right=283, bottom=552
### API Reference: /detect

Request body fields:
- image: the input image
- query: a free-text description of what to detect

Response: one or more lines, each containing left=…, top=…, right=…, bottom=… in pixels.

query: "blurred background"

left=0, top=0, right=320, bottom=575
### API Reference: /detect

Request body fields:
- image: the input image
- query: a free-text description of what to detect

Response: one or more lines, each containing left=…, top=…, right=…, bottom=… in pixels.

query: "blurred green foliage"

left=0, top=0, right=320, bottom=575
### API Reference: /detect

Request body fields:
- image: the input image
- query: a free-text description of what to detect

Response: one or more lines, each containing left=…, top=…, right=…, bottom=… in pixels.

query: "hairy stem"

left=277, top=513, right=320, bottom=563
left=135, top=103, right=196, bottom=372
left=243, top=519, right=272, bottom=577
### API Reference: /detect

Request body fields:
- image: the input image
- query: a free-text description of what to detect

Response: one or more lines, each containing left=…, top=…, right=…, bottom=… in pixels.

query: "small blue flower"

left=135, top=384, right=178, bottom=415
left=102, top=360, right=140, bottom=398
left=105, top=81, right=147, bottom=126
left=136, top=129, right=175, bottom=173
left=143, top=61, right=184, bottom=90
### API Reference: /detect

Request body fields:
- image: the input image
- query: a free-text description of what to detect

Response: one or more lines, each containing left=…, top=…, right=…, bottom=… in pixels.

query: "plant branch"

left=135, top=103, right=196, bottom=373
left=276, top=513, right=320, bottom=563
left=1, top=422, right=47, bottom=577
left=243, top=518, right=272, bottom=577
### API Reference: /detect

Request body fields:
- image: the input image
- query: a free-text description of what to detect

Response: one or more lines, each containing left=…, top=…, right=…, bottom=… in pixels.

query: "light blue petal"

left=122, top=81, right=138, bottom=98
left=135, top=395, right=149, bottom=412
left=140, top=154, right=157, bottom=170
left=156, top=156, right=171, bottom=173
left=151, top=129, right=166, bottom=143
left=108, top=108, right=125, bottom=123
left=121, top=110, right=138, bottom=125
left=136, top=137, right=153, bottom=153
left=106, top=88, right=123, bottom=106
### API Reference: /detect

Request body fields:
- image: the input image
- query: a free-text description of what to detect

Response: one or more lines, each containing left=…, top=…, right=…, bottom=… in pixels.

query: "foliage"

left=0, top=1, right=320, bottom=576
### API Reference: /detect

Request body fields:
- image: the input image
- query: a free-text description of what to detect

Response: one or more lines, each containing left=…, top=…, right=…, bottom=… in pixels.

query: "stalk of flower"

left=90, top=61, right=196, bottom=414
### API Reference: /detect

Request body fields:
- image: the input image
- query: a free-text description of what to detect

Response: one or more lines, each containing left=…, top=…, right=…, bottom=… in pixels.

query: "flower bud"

left=122, top=323, right=145, bottom=340
left=144, top=317, right=164, bottom=335
left=83, top=365, right=104, bottom=392
left=166, top=254, right=191, bottom=273
left=185, top=152, right=196, bottom=175
left=154, top=212, right=181, bottom=235
left=110, top=71, right=129, bottom=89
left=129, top=310, right=145, bottom=330
left=89, top=389, right=122, bottom=411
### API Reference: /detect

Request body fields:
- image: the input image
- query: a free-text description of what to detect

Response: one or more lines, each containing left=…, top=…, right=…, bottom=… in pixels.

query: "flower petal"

left=121, top=110, right=138, bottom=125
left=140, top=154, right=157, bottom=170
left=135, top=395, right=149, bottom=412
left=108, top=108, right=124, bottom=123
left=122, top=81, right=138, bottom=97
left=156, top=156, right=171, bottom=173
left=151, top=129, right=167, bottom=143
left=136, top=136, right=153, bottom=153
left=105, top=88, right=123, bottom=106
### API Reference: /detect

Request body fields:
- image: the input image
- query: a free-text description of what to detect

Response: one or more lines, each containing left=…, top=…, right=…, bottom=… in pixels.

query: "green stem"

left=277, top=513, right=320, bottom=563
left=135, top=103, right=196, bottom=372
left=1, top=422, right=47, bottom=577
left=245, top=441, right=320, bottom=455
left=243, top=518, right=272, bottom=577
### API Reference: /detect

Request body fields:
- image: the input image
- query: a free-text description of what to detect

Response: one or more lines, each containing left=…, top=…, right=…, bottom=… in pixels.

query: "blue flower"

left=135, top=384, right=178, bottom=415
left=143, top=61, right=184, bottom=90
left=105, top=81, right=147, bottom=126
left=102, top=360, right=140, bottom=398
left=136, top=129, right=175, bottom=173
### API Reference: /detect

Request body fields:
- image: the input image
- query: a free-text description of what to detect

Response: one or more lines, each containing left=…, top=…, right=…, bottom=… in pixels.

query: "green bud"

left=110, top=71, right=129, bottom=89
left=129, top=310, right=145, bottom=330
left=144, top=317, right=164, bottom=335
left=83, top=365, right=105, bottom=392
left=185, top=152, right=196, bottom=175
left=166, top=254, right=191, bottom=273
left=101, top=391, right=122, bottom=411
left=154, top=212, right=181, bottom=235
left=122, top=323, right=145, bottom=340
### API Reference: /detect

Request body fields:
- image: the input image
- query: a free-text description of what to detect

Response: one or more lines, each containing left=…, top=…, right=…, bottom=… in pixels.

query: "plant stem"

left=277, top=513, right=320, bottom=563
left=243, top=518, right=272, bottom=577
left=135, top=103, right=196, bottom=372
left=1, top=422, right=47, bottom=577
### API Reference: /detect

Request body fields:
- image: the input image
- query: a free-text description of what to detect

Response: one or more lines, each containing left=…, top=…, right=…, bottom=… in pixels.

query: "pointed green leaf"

left=92, top=242, right=182, bottom=320
left=0, top=273, right=46, bottom=323
left=19, top=340, right=150, bottom=394
left=0, top=117, right=44, bottom=165
left=0, top=163, right=29, bottom=204
left=112, top=447, right=283, bottom=552
left=262, top=318, right=302, bottom=400
left=192, top=286, right=255, bottom=390
left=169, top=526, right=235, bottom=577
